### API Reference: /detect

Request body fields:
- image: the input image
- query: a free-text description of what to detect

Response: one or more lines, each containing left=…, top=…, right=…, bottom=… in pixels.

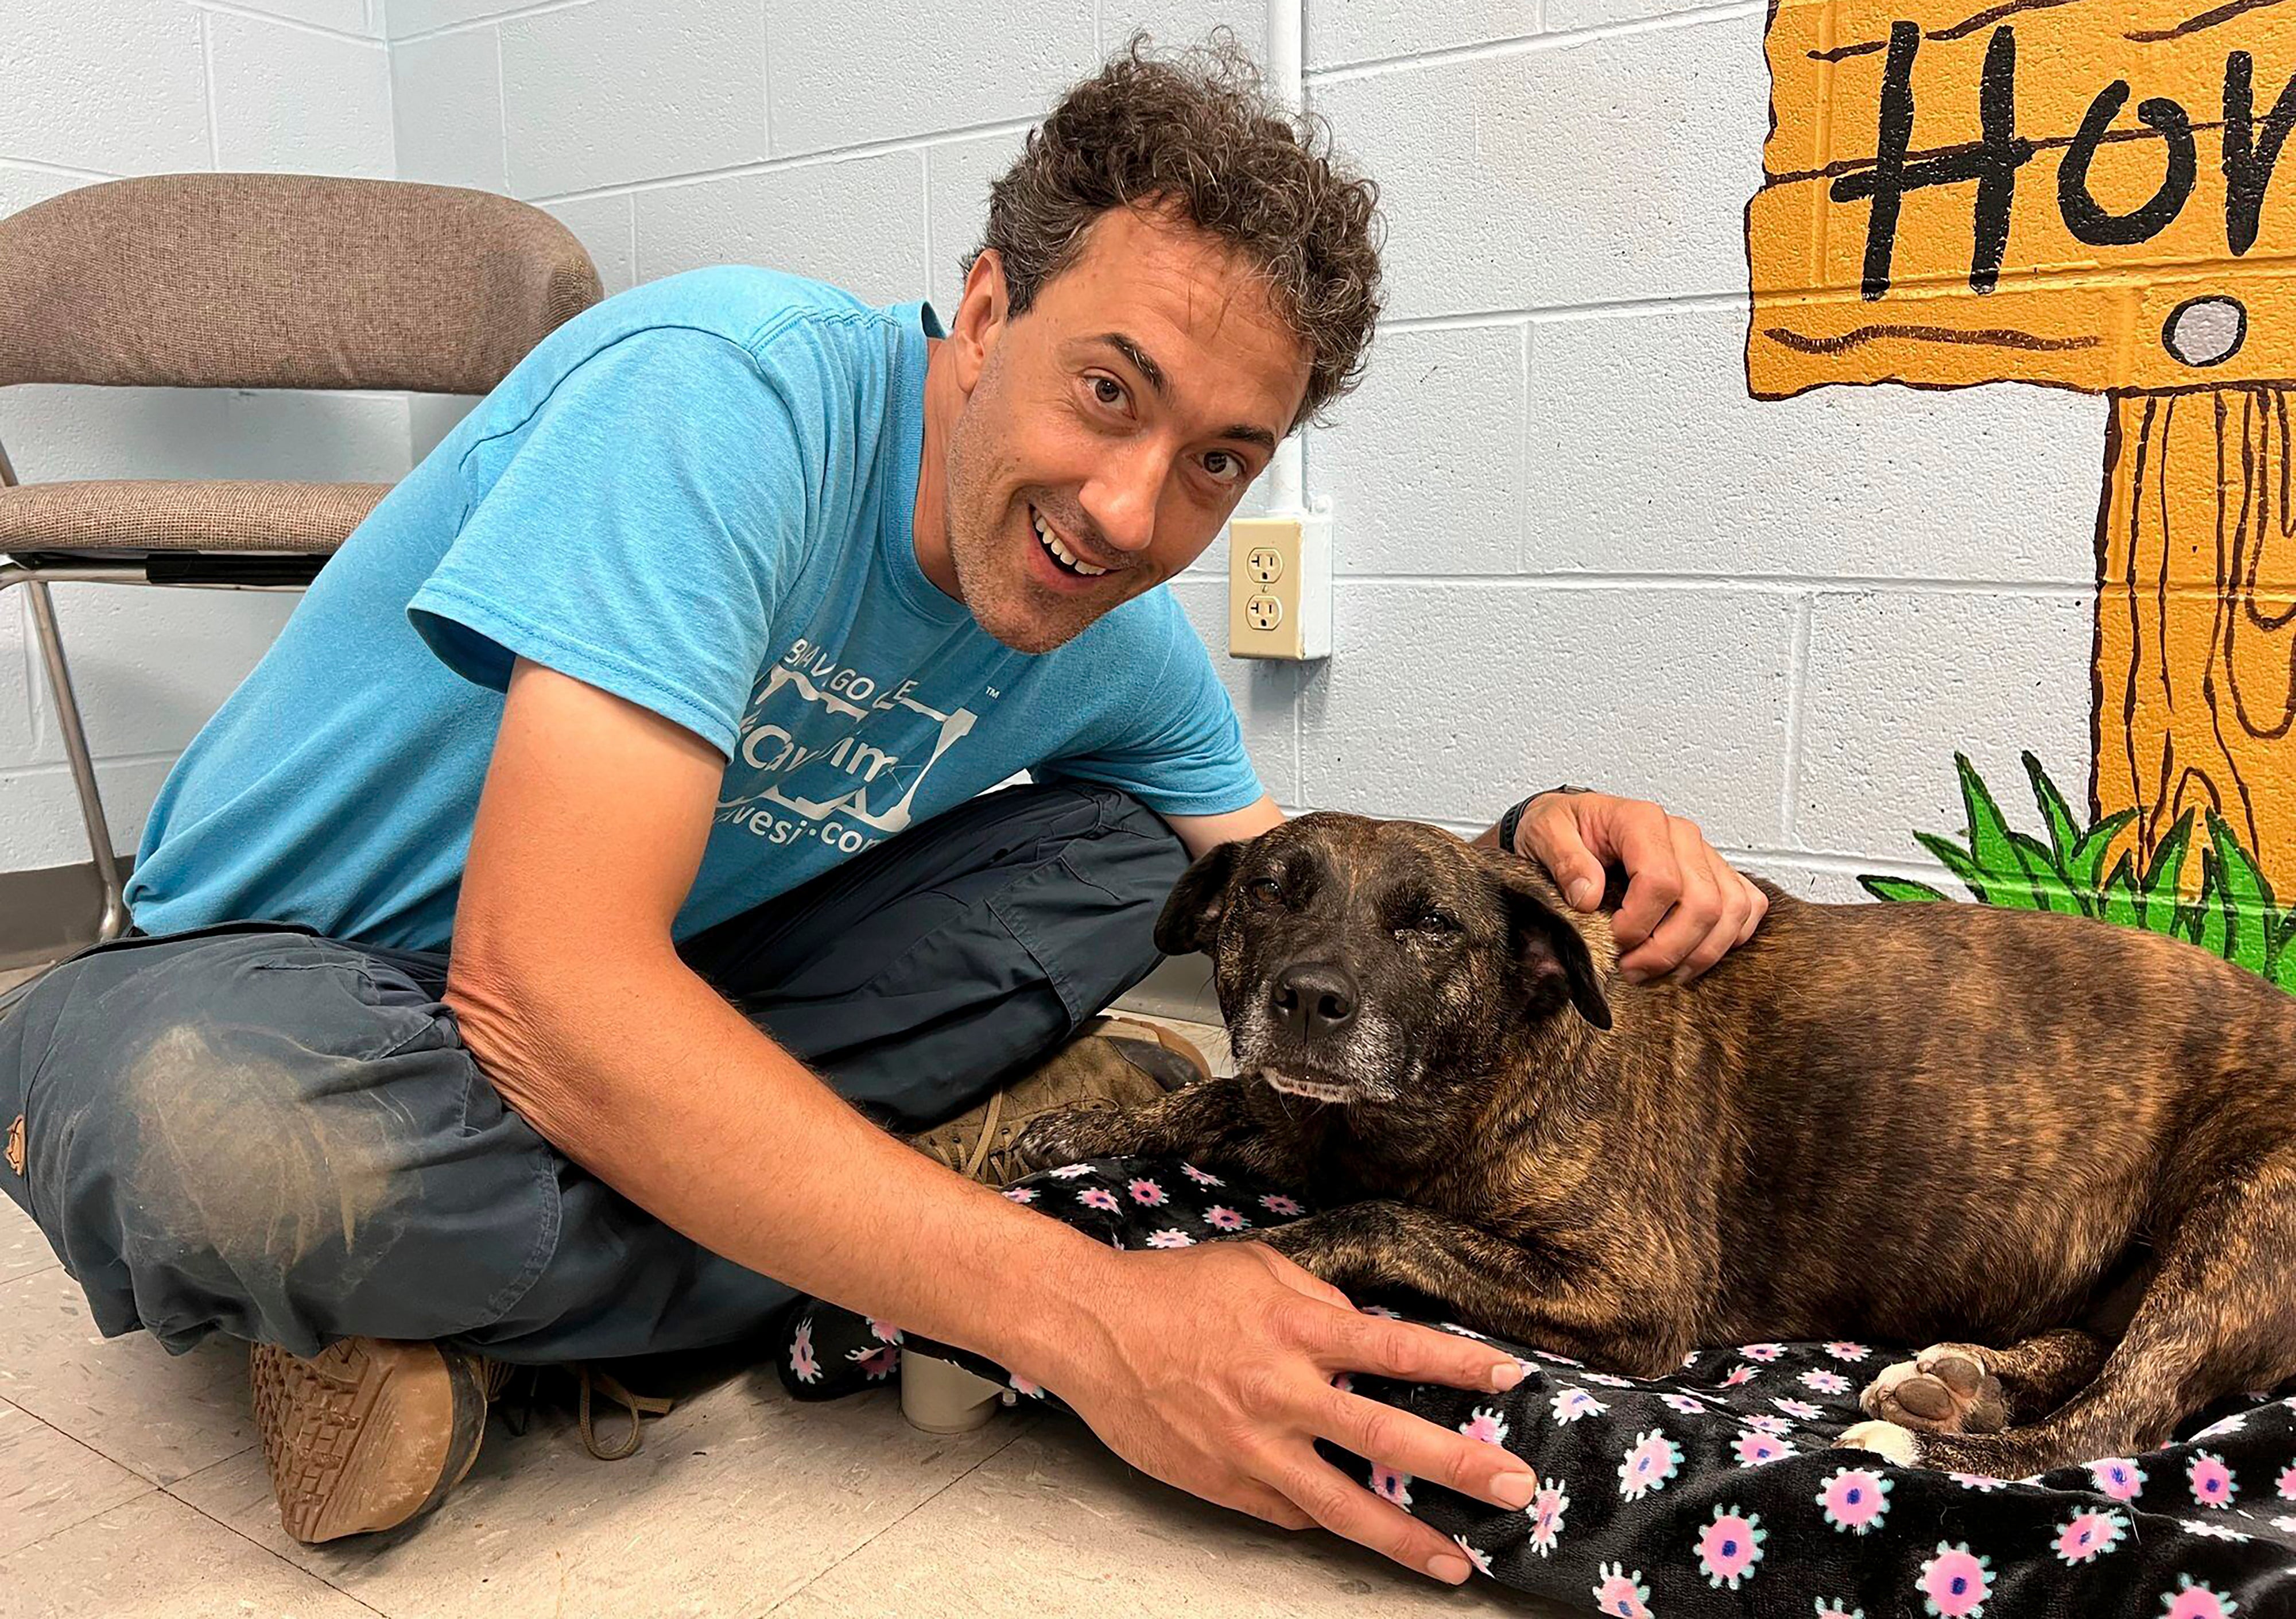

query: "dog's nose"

left=1272, top=962, right=1356, bottom=1039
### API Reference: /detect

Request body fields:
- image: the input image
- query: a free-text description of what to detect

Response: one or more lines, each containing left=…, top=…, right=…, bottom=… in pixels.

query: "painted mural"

left=1750, top=0, right=2296, bottom=974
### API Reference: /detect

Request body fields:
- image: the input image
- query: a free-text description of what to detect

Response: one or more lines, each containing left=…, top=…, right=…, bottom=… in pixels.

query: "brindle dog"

left=1014, top=811, right=2296, bottom=1478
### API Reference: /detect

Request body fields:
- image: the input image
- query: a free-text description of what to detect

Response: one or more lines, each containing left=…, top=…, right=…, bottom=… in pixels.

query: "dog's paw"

left=1834, top=1419, right=1922, bottom=1466
left=1013, top=1102, right=1120, bottom=1172
left=1857, top=1343, right=2008, bottom=1435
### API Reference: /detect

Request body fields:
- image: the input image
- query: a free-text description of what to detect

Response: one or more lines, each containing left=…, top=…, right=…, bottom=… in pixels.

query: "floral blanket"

left=778, top=1156, right=2296, bottom=1618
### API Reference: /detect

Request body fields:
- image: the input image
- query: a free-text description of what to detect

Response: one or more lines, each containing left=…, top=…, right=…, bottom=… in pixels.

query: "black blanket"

left=778, top=1156, right=2296, bottom=1618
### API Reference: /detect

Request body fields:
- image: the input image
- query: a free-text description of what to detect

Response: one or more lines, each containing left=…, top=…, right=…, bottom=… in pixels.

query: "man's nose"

left=1271, top=962, right=1357, bottom=1040
left=1080, top=444, right=1165, bottom=556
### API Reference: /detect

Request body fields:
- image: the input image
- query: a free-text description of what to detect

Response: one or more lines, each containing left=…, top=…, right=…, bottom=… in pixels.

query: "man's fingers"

left=1252, top=1242, right=1356, bottom=1312
left=1517, top=798, right=1605, bottom=911
left=1317, top=1388, right=1539, bottom=1513
left=1735, top=873, right=1768, bottom=943
left=1304, top=1307, right=1523, bottom=1395
left=1270, top=1449, right=1477, bottom=1583
left=1230, top=1480, right=1315, bottom=1532
left=1603, top=801, right=1682, bottom=952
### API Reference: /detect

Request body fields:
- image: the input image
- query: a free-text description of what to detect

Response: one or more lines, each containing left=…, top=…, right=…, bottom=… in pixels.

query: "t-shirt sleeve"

left=407, top=325, right=813, bottom=759
left=1035, top=607, right=1266, bottom=817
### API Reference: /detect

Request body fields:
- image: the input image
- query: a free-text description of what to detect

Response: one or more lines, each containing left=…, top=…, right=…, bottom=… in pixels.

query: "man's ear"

left=1154, top=841, right=1246, bottom=957
left=1494, top=866, right=1612, bottom=1031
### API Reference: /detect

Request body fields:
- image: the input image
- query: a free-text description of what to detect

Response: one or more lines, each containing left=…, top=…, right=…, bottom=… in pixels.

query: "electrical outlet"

left=1228, top=514, right=1331, bottom=661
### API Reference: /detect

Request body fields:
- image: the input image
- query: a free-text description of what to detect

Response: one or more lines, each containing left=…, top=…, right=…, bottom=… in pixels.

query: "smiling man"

left=0, top=38, right=1762, bottom=1577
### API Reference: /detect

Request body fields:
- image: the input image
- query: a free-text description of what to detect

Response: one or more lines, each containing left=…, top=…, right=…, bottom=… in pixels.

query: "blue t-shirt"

left=125, top=268, right=1262, bottom=951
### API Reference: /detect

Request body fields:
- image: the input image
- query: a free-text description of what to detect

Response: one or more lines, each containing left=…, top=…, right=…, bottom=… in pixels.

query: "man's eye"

left=1247, top=877, right=1282, bottom=905
left=1090, top=375, right=1127, bottom=409
left=1203, top=450, right=1246, bottom=485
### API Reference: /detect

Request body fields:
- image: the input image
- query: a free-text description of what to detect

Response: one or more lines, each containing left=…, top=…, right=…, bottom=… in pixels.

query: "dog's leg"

left=1239, top=1200, right=1692, bottom=1378
left=1015, top=1078, right=1313, bottom=1184
left=1857, top=1328, right=2108, bottom=1435
left=1840, top=1155, right=2296, bottom=1475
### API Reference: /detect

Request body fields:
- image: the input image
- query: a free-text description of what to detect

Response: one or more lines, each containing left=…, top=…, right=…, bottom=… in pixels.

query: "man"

left=0, top=39, right=1763, bottom=1584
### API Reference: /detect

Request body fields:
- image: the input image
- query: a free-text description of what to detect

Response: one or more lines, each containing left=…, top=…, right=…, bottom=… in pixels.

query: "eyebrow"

left=1092, top=331, right=1280, bottom=455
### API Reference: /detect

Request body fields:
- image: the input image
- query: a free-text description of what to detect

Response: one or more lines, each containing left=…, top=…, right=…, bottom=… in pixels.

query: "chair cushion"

left=0, top=479, right=391, bottom=553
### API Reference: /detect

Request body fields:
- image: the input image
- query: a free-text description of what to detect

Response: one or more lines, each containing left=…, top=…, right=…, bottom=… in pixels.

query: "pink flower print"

left=1663, top=1392, right=1710, bottom=1416
left=1539, top=1349, right=1585, bottom=1367
left=2196, top=1411, right=2248, bottom=1440
left=2160, top=1575, right=2240, bottom=1619
left=1049, top=1162, right=1093, bottom=1179
left=1127, top=1177, right=1167, bottom=1206
left=1450, top=1535, right=1493, bottom=1578
left=1552, top=1387, right=1607, bottom=1423
left=1948, top=1473, right=2006, bottom=1492
left=1144, top=1228, right=1193, bottom=1248
left=1077, top=1186, right=1120, bottom=1213
left=2189, top=1450, right=2237, bottom=1508
left=1330, top=1372, right=1353, bottom=1393
left=2184, top=1519, right=2247, bottom=1542
left=1734, top=1430, right=1795, bottom=1466
left=1618, top=1428, right=1682, bottom=1501
left=790, top=1320, right=820, bottom=1384
left=1259, top=1192, right=1304, bottom=1216
left=1370, top=1463, right=1413, bottom=1508
left=1801, top=1369, right=1853, bottom=1396
left=1774, top=1397, right=1825, bottom=1421
left=1823, top=1342, right=1872, bottom=1363
left=1204, top=1205, right=1250, bottom=1231
left=2272, top=1515, right=2296, bottom=1534
left=1584, top=1370, right=1634, bottom=1388
left=1529, top=1480, right=1569, bottom=1556
left=1743, top=1412, right=1793, bottom=1436
left=1720, top=1365, right=1759, bottom=1388
left=1696, top=1504, right=1766, bottom=1590
left=1591, top=1563, right=1653, bottom=1619
left=2092, top=1457, right=2148, bottom=1500
left=1460, top=1406, right=1511, bottom=1446
left=1814, top=1603, right=1866, bottom=1619
left=1740, top=1342, right=1786, bottom=1362
left=850, top=1343, right=899, bottom=1380
left=1181, top=1162, right=1224, bottom=1186
left=1002, top=1185, right=1038, bottom=1203
left=1919, top=1542, right=1994, bottom=1618
left=1817, top=1466, right=1893, bottom=1535
left=867, top=1318, right=903, bottom=1344
left=1359, top=1303, right=1401, bottom=1319
left=2052, top=1507, right=2128, bottom=1564
left=2279, top=1464, right=2296, bottom=1500
left=1010, top=1372, right=1046, bottom=1399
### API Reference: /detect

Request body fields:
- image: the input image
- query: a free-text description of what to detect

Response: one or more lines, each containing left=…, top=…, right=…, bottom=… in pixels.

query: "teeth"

left=1033, top=509, right=1108, bottom=577
left=1261, top=1070, right=1355, bottom=1103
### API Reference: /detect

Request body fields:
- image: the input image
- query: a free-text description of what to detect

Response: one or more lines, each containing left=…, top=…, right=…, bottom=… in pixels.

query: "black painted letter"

left=2060, top=82, right=2196, bottom=247
left=2224, top=52, right=2296, bottom=256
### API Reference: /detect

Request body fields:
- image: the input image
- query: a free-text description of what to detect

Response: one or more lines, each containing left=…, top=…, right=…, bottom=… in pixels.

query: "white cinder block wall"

left=3, top=0, right=2112, bottom=909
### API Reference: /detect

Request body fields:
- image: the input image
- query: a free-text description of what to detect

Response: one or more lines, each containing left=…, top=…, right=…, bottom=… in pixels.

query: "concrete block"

left=0, top=168, right=94, bottom=224
left=924, top=129, right=1030, bottom=317
left=0, top=756, right=176, bottom=875
left=0, top=388, right=412, bottom=483
left=1313, top=323, right=1527, bottom=576
left=1305, top=0, right=1534, bottom=70
left=1102, top=0, right=1267, bottom=54
left=501, top=0, right=765, bottom=197
left=1545, top=0, right=1728, bottom=30
left=220, top=0, right=377, bottom=36
left=393, top=24, right=507, bottom=192
left=635, top=152, right=926, bottom=307
left=28, top=588, right=300, bottom=764
left=206, top=11, right=394, bottom=179
left=765, top=0, right=1093, bottom=156
left=3, top=1, right=209, bottom=176
left=1522, top=305, right=2105, bottom=583
left=1795, top=590, right=2093, bottom=858
left=408, top=394, right=482, bottom=463
left=542, top=195, right=635, bottom=296
left=1298, top=583, right=1796, bottom=846
left=1168, top=578, right=1300, bottom=802
left=0, top=601, right=33, bottom=772
left=1311, top=14, right=1768, bottom=319
left=387, top=0, right=538, bottom=37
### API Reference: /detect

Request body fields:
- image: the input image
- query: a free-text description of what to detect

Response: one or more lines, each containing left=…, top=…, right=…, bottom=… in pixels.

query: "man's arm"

left=446, top=661, right=1538, bottom=1586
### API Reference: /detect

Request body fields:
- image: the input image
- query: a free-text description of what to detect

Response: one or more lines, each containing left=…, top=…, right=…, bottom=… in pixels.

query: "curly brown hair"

left=962, top=30, right=1384, bottom=431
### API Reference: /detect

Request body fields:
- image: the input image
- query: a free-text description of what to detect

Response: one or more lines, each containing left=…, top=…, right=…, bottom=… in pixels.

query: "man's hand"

left=1511, top=791, right=1766, bottom=983
left=1027, top=1242, right=1536, bottom=1585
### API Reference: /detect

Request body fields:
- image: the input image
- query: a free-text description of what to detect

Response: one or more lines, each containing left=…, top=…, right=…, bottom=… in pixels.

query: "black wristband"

left=1496, top=784, right=1592, bottom=857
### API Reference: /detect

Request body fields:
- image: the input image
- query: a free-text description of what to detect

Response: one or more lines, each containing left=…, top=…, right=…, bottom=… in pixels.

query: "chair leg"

left=9, top=572, right=130, bottom=942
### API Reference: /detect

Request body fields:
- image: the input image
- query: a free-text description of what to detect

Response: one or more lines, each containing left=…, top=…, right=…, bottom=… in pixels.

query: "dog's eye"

left=1412, top=911, right=1460, bottom=936
left=1247, top=877, right=1283, bottom=906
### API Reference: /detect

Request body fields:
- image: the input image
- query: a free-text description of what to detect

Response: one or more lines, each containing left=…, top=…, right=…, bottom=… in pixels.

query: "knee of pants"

left=14, top=942, right=559, bottom=1355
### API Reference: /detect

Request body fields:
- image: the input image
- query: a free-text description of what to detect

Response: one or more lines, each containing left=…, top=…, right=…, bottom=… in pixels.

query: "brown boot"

left=249, top=1338, right=672, bottom=1543
left=905, top=1016, right=1211, bottom=1187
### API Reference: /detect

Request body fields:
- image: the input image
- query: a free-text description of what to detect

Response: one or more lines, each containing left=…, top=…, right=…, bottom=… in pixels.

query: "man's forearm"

left=445, top=942, right=1118, bottom=1385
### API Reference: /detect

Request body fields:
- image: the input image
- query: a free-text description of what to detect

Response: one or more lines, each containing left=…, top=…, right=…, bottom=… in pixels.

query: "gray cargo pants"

left=0, top=783, right=1186, bottom=1366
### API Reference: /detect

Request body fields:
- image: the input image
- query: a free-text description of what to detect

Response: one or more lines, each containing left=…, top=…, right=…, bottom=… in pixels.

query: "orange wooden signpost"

left=1750, top=0, right=2296, bottom=876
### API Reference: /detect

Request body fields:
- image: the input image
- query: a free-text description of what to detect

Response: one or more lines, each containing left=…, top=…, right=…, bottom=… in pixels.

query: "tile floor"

left=0, top=965, right=1564, bottom=1618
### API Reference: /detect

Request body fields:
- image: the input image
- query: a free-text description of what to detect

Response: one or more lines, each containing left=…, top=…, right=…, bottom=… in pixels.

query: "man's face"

left=937, top=206, right=1312, bottom=654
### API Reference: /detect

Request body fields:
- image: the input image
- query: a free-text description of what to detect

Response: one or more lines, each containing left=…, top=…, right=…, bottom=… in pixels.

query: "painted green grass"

left=1859, top=752, right=2296, bottom=993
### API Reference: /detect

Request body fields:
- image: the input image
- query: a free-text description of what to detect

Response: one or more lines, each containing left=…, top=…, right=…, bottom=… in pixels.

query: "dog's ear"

left=1154, top=840, right=1246, bottom=956
left=1494, top=864, right=1612, bottom=1031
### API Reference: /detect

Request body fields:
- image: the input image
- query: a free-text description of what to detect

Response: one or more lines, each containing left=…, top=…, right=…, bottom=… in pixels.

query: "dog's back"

left=1682, top=890, right=2296, bottom=1344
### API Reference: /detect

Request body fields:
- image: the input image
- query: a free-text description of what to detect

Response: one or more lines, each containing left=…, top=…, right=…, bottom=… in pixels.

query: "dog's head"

left=1155, top=811, right=1613, bottom=1109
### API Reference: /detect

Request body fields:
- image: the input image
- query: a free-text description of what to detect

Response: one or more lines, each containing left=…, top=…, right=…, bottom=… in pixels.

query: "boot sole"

left=250, top=1338, right=488, bottom=1544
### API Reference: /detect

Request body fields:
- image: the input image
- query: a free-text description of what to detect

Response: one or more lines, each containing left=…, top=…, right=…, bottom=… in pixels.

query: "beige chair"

left=0, top=173, right=602, bottom=943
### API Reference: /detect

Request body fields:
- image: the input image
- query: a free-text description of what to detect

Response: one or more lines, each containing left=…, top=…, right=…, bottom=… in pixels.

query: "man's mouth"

left=1029, top=503, right=1110, bottom=579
